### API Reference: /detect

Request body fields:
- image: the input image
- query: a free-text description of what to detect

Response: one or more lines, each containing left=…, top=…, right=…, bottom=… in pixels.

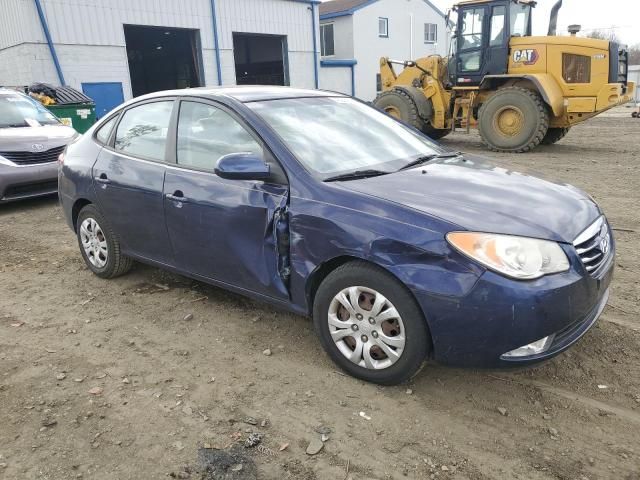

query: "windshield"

left=247, top=97, right=441, bottom=177
left=0, top=94, right=60, bottom=128
left=510, top=4, right=531, bottom=37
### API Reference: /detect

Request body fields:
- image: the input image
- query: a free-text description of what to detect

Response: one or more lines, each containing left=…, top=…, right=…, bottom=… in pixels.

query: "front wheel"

left=313, top=261, right=430, bottom=385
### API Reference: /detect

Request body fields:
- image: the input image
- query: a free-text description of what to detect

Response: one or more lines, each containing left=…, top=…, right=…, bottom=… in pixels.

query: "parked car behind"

left=0, top=88, right=77, bottom=202
left=59, top=87, right=613, bottom=385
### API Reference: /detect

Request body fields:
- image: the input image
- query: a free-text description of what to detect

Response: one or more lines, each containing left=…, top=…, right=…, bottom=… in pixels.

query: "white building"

left=319, top=0, right=448, bottom=101
left=629, top=66, right=640, bottom=103
left=0, top=0, right=320, bottom=118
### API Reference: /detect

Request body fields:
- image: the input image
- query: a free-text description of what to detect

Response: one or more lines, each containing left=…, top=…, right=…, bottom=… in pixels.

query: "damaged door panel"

left=164, top=169, right=291, bottom=300
left=274, top=205, right=291, bottom=289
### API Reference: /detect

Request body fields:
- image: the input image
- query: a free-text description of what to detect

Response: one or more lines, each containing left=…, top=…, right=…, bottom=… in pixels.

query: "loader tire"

left=478, top=86, right=549, bottom=153
left=541, top=127, right=570, bottom=145
left=374, top=90, right=424, bottom=131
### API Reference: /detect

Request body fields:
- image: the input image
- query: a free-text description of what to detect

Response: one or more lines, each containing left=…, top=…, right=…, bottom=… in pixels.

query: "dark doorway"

left=124, top=25, right=204, bottom=97
left=233, top=33, right=288, bottom=86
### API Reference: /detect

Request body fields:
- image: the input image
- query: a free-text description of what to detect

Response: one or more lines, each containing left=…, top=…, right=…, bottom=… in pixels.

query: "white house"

left=0, top=0, right=321, bottom=118
left=319, top=0, right=448, bottom=101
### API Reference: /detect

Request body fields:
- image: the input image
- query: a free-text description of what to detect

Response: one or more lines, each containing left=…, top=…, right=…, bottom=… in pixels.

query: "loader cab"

left=449, top=0, right=534, bottom=86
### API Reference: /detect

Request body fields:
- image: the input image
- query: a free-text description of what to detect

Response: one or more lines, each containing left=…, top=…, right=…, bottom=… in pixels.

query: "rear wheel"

left=478, top=86, right=549, bottom=153
left=541, top=127, right=570, bottom=145
left=313, top=261, right=430, bottom=385
left=77, top=205, right=133, bottom=279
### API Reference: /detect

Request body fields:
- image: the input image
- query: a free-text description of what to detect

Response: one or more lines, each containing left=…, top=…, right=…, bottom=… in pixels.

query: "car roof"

left=132, top=86, right=346, bottom=104
left=0, top=88, right=25, bottom=97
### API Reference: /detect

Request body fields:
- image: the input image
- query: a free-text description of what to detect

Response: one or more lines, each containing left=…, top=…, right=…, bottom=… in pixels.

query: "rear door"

left=163, top=98, right=290, bottom=299
left=92, top=98, right=175, bottom=264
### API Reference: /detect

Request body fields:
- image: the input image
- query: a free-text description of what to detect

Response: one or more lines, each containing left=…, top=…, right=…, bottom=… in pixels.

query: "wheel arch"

left=71, top=198, right=92, bottom=232
left=480, top=74, right=564, bottom=117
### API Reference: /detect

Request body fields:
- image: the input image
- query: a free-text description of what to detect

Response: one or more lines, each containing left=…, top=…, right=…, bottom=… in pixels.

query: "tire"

left=632, top=112, right=638, bottom=118
left=374, top=89, right=424, bottom=131
left=478, top=86, right=549, bottom=153
left=313, top=261, right=430, bottom=385
left=76, top=204, right=133, bottom=279
left=541, top=127, right=570, bottom=145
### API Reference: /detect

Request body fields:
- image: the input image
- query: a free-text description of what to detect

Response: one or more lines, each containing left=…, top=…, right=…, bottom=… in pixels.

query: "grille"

left=573, top=216, right=612, bottom=274
left=0, top=145, right=64, bottom=165
left=3, top=180, right=58, bottom=199
left=562, top=53, right=591, bottom=84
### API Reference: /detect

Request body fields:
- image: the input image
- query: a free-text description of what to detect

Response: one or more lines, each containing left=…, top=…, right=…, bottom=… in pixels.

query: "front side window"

left=320, top=23, right=335, bottom=57
left=177, top=101, right=262, bottom=171
left=424, top=23, right=437, bottom=43
left=379, top=17, right=389, bottom=38
left=0, top=94, right=60, bottom=128
left=114, top=101, right=173, bottom=161
left=95, top=116, right=118, bottom=145
left=248, top=97, right=440, bottom=177
left=490, top=6, right=506, bottom=46
left=460, top=8, right=485, bottom=50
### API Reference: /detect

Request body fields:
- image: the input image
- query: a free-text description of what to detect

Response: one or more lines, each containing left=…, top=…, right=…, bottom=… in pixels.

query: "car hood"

left=340, top=155, right=600, bottom=243
left=0, top=125, right=77, bottom=151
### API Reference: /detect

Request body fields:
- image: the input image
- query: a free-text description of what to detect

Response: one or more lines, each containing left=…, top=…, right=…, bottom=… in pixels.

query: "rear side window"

left=95, top=116, right=118, bottom=145
left=114, top=101, right=173, bottom=161
left=176, top=101, right=263, bottom=171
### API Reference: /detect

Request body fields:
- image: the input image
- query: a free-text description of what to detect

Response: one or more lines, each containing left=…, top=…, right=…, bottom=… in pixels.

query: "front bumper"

left=0, top=161, right=59, bottom=202
left=415, top=247, right=614, bottom=368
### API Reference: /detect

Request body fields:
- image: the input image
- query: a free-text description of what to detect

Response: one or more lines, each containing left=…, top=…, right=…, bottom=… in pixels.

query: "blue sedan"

left=58, top=87, right=613, bottom=385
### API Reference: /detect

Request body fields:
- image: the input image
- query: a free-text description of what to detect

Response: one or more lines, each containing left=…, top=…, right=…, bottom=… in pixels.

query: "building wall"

left=319, top=66, right=352, bottom=95
left=629, top=66, right=640, bottom=103
left=319, top=15, right=354, bottom=59
left=0, top=0, right=318, bottom=99
left=352, top=0, right=448, bottom=101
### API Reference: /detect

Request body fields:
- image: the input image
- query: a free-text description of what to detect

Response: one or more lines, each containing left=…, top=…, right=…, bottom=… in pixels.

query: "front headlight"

left=446, top=232, right=569, bottom=280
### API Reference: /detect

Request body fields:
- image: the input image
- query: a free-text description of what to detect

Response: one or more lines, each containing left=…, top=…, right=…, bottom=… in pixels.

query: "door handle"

left=95, top=173, right=110, bottom=184
left=165, top=191, right=188, bottom=203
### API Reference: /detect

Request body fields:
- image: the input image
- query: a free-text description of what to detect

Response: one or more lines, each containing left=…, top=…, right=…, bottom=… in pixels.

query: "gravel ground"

left=1, top=108, right=639, bottom=479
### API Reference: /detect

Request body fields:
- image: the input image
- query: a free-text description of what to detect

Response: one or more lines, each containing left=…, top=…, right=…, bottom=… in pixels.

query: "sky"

left=427, top=0, right=640, bottom=45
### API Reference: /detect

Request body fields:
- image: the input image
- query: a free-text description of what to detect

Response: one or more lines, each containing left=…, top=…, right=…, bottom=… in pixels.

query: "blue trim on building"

left=320, top=0, right=446, bottom=20
left=311, top=3, right=319, bottom=89
left=319, top=0, right=379, bottom=20
left=209, top=0, right=223, bottom=85
left=320, top=59, right=357, bottom=97
left=33, top=0, right=65, bottom=85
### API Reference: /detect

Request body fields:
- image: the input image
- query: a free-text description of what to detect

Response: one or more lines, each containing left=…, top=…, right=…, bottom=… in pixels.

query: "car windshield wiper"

left=398, top=151, right=462, bottom=171
left=323, top=169, right=390, bottom=182
left=0, top=123, right=29, bottom=128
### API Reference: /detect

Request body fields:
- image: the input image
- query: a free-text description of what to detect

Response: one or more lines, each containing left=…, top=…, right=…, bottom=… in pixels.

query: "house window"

left=320, top=23, right=335, bottom=56
left=424, top=23, right=437, bottom=43
left=378, top=17, right=389, bottom=38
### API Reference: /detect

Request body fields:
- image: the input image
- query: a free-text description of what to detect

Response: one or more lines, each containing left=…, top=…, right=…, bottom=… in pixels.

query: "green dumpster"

left=47, top=103, right=96, bottom=134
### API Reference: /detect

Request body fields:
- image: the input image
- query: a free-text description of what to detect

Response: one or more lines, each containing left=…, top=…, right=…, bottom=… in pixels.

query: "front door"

left=163, top=99, right=289, bottom=299
left=93, top=99, right=175, bottom=264
left=456, top=6, right=488, bottom=85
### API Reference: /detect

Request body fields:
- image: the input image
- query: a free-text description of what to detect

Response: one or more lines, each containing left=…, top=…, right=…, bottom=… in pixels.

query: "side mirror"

left=214, top=152, right=271, bottom=181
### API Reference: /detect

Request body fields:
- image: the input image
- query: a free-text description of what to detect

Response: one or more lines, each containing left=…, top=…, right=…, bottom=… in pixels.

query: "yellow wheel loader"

left=374, top=0, right=635, bottom=152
